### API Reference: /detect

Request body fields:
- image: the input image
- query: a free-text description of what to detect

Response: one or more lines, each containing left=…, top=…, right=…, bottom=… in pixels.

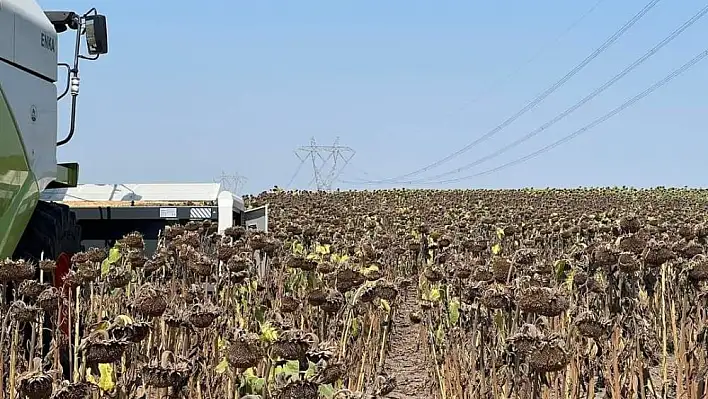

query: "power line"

left=390, top=2, right=708, bottom=185
left=467, top=0, right=608, bottom=106
left=423, top=48, right=708, bottom=184
left=294, top=138, right=355, bottom=190
left=355, top=0, right=663, bottom=185
left=285, top=159, right=306, bottom=190
left=341, top=1, right=606, bottom=189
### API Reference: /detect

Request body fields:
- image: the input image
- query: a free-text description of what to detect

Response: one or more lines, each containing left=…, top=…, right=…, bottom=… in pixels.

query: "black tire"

left=11, top=200, right=81, bottom=379
left=13, top=200, right=81, bottom=262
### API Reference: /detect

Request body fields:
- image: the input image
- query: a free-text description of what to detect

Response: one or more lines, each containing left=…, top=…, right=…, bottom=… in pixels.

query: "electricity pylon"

left=288, top=137, right=355, bottom=191
left=215, top=171, right=247, bottom=194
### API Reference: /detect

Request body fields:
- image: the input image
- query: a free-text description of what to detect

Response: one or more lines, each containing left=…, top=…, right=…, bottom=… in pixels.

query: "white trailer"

left=41, top=183, right=268, bottom=254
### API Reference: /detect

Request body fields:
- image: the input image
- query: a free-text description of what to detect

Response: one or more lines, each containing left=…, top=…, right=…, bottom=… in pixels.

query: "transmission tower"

left=289, top=137, right=355, bottom=190
left=215, top=171, right=248, bottom=194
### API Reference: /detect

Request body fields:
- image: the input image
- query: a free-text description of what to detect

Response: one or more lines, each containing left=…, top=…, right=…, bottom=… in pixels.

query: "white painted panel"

left=244, top=205, right=268, bottom=233
left=13, top=4, right=57, bottom=81
left=0, top=61, right=58, bottom=191
left=42, top=184, right=245, bottom=210
left=217, top=191, right=234, bottom=234
left=0, top=7, right=15, bottom=63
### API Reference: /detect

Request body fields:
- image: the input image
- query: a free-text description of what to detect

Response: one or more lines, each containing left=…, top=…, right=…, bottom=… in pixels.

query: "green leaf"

left=379, top=299, right=391, bottom=313
left=101, top=246, right=121, bottom=276
left=319, top=384, right=336, bottom=398
left=448, top=298, right=460, bottom=326
left=292, top=241, right=305, bottom=255
left=360, top=264, right=379, bottom=277
left=241, top=368, right=265, bottom=393
left=97, top=363, right=115, bottom=392
left=259, top=321, right=278, bottom=343
left=305, top=361, right=318, bottom=378
left=496, top=227, right=505, bottom=240
left=215, top=358, right=229, bottom=374
left=315, top=244, right=331, bottom=255
left=429, top=287, right=441, bottom=303
left=491, top=243, right=502, bottom=255
left=282, top=360, right=300, bottom=376
left=107, top=246, right=121, bottom=263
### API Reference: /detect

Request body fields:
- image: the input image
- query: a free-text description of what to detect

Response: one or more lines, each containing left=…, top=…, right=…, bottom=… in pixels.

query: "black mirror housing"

left=85, top=15, right=108, bottom=55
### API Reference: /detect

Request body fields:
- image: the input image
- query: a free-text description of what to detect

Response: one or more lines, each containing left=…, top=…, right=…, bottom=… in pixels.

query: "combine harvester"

left=0, top=0, right=266, bottom=275
left=0, top=0, right=111, bottom=273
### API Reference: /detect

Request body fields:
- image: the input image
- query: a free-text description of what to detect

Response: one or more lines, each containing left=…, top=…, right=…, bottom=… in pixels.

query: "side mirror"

left=84, top=15, right=108, bottom=55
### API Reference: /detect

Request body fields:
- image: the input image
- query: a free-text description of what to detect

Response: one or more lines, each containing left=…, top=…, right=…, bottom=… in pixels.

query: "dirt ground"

left=383, top=284, right=433, bottom=399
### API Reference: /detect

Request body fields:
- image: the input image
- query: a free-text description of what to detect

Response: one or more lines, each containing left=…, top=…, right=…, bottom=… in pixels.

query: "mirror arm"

left=57, top=19, right=83, bottom=147
left=79, top=54, right=99, bottom=61
left=57, top=63, right=71, bottom=100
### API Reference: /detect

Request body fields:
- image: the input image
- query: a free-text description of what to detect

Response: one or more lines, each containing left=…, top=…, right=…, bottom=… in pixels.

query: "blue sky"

left=38, top=0, right=708, bottom=194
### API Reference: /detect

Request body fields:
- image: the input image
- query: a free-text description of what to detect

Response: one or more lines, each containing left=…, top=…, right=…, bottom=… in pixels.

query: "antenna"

left=293, top=137, right=355, bottom=190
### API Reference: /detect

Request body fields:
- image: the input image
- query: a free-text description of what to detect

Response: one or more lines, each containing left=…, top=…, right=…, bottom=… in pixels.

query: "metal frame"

left=40, top=182, right=258, bottom=255
left=69, top=205, right=219, bottom=221
left=72, top=204, right=233, bottom=255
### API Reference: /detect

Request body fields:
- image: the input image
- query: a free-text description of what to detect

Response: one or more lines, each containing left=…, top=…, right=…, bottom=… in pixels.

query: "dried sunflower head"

left=36, top=287, right=61, bottom=313
left=38, top=260, right=56, bottom=272
left=188, top=254, right=216, bottom=277
left=109, top=320, right=151, bottom=343
left=18, top=280, right=49, bottom=299
left=10, top=300, right=43, bottom=324
left=687, top=254, right=708, bottom=282
left=50, top=381, right=95, bottom=399
left=187, top=303, right=220, bottom=328
left=276, top=380, right=319, bottom=399
left=18, top=358, right=53, bottom=399
left=106, top=267, right=132, bottom=289
left=574, top=311, right=610, bottom=339
left=527, top=335, right=571, bottom=373
left=0, top=259, right=35, bottom=283
left=334, top=269, right=366, bottom=293
left=320, top=289, right=345, bottom=314
left=133, top=284, right=167, bottom=317
left=506, top=323, right=545, bottom=356
left=86, top=247, right=108, bottom=263
left=516, top=286, right=569, bottom=317
left=141, top=352, right=192, bottom=389
left=480, top=283, right=512, bottom=310
left=78, top=331, right=130, bottom=364
left=227, top=331, right=263, bottom=369
left=121, top=232, right=145, bottom=250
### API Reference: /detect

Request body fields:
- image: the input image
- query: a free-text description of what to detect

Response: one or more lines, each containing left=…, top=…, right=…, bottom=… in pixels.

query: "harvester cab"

left=1, top=0, right=108, bottom=264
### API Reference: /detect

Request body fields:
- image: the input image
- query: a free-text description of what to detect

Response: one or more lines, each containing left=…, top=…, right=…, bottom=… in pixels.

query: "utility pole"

left=289, top=137, right=355, bottom=190
left=215, top=171, right=247, bottom=194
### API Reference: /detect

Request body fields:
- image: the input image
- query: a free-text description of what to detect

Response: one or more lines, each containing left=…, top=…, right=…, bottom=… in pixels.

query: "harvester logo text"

left=41, top=32, right=55, bottom=53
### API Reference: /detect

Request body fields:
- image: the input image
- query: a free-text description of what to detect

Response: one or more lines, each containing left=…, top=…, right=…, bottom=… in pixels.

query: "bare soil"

left=383, top=284, right=433, bottom=399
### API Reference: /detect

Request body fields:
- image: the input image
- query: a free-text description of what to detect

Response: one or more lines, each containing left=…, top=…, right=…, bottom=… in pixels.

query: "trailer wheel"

left=11, top=200, right=81, bottom=379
